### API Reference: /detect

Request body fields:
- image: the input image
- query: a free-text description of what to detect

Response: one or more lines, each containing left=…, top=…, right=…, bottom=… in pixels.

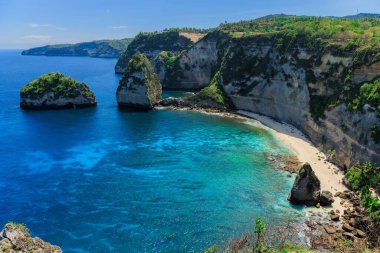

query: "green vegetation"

left=20, top=72, right=95, bottom=100
left=22, top=38, right=133, bottom=58
left=253, top=217, right=267, bottom=253
left=158, top=51, right=178, bottom=73
left=194, top=71, right=226, bottom=105
left=120, top=52, right=161, bottom=104
left=217, top=17, right=380, bottom=64
left=6, top=221, right=29, bottom=233
left=346, top=162, right=380, bottom=224
left=349, top=77, right=380, bottom=115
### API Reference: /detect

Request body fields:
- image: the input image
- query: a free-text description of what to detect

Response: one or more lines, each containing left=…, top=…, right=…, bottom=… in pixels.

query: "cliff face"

left=164, top=32, right=227, bottom=90
left=115, top=31, right=199, bottom=75
left=218, top=36, right=380, bottom=168
left=116, top=53, right=162, bottom=109
left=166, top=32, right=380, bottom=168
left=22, top=38, right=132, bottom=58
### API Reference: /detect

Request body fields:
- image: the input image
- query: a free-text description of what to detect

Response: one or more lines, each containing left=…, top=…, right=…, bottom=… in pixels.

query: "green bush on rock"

left=19, top=72, right=96, bottom=109
left=20, top=72, right=95, bottom=100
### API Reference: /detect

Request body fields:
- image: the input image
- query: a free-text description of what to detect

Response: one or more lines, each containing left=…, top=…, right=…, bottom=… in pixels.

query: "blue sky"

left=1, top=0, right=380, bottom=49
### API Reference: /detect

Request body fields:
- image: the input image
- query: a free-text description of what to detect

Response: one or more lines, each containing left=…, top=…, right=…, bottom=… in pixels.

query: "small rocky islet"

left=116, top=52, right=162, bottom=109
left=20, top=72, right=96, bottom=110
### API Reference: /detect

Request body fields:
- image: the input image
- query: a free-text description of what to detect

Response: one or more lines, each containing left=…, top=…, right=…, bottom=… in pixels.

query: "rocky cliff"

left=0, top=222, right=62, bottom=252
left=159, top=17, right=380, bottom=168
left=114, top=30, right=205, bottom=80
left=20, top=72, right=97, bottom=109
left=22, top=38, right=133, bottom=58
left=116, top=52, right=162, bottom=109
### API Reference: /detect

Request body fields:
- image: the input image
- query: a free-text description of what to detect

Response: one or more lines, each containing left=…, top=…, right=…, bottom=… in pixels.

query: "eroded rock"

left=116, top=52, right=162, bottom=109
left=0, top=222, right=62, bottom=252
left=289, top=163, right=321, bottom=206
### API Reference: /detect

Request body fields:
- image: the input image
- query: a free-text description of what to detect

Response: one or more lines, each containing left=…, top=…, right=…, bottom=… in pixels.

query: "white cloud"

left=28, top=23, right=66, bottom=31
left=111, top=25, right=128, bottom=29
left=21, top=35, right=52, bottom=42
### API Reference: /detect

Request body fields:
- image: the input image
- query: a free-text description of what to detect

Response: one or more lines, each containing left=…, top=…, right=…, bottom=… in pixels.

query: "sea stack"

left=116, top=52, right=162, bottom=109
left=20, top=72, right=96, bottom=110
left=289, top=163, right=321, bottom=206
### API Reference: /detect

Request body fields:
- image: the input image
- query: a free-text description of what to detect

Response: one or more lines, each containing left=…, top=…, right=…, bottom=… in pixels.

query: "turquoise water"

left=0, top=50, right=303, bottom=252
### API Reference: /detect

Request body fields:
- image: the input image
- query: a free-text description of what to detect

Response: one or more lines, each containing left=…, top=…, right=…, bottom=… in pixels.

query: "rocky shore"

left=0, top=222, right=62, bottom=252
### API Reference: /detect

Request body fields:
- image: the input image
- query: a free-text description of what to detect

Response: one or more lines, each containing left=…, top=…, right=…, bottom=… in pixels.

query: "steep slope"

left=114, top=30, right=206, bottom=79
left=22, top=38, right=133, bottom=58
left=116, top=53, right=162, bottom=109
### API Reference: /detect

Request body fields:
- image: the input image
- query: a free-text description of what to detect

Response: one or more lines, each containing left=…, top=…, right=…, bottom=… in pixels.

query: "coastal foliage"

left=349, top=77, right=380, bottom=116
left=20, top=72, right=95, bottom=100
left=195, top=71, right=226, bottom=105
left=347, top=162, right=380, bottom=224
left=217, top=17, right=380, bottom=64
left=22, top=38, right=133, bottom=58
left=6, top=221, right=29, bottom=233
left=158, top=51, right=178, bottom=73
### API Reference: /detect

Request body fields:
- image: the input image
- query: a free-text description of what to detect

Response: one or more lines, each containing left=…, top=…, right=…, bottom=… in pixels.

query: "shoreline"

left=157, top=106, right=348, bottom=212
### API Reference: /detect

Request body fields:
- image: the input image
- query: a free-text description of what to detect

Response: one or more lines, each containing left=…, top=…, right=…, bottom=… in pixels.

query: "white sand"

left=236, top=110, right=348, bottom=212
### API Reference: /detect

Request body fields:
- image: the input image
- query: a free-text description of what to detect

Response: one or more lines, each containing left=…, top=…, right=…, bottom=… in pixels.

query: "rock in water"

left=20, top=72, right=96, bottom=110
left=320, top=190, right=335, bottom=206
left=0, top=222, right=62, bottom=252
left=289, top=163, right=321, bottom=206
left=116, top=52, right=162, bottom=109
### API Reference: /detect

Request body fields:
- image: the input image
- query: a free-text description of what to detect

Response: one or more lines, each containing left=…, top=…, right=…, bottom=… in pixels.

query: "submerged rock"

left=289, top=163, right=321, bottom=206
left=116, top=52, right=162, bottom=109
left=0, top=222, right=62, bottom=252
left=20, top=72, right=96, bottom=110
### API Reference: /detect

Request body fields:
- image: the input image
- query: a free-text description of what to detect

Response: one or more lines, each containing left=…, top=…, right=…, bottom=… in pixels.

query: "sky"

left=1, top=0, right=380, bottom=49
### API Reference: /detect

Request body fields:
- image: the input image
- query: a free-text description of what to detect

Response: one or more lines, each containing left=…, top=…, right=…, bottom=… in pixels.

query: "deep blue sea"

left=0, top=50, right=303, bottom=252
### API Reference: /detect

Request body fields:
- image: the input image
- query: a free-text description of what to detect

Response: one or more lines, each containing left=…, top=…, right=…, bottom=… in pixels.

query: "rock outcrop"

left=289, top=163, right=321, bottom=206
left=320, top=190, right=335, bottom=206
left=115, top=31, right=200, bottom=75
left=116, top=52, right=162, bottom=109
left=0, top=222, right=62, bottom=252
left=20, top=72, right=96, bottom=110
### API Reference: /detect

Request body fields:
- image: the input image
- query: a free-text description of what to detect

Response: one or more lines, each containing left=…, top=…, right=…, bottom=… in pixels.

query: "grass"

left=195, top=71, right=225, bottom=105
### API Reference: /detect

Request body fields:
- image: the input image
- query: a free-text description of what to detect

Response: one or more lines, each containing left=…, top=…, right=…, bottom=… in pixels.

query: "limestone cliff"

left=160, top=18, right=380, bottom=168
left=116, top=52, right=162, bottom=109
left=20, top=72, right=96, bottom=110
left=115, top=31, right=203, bottom=75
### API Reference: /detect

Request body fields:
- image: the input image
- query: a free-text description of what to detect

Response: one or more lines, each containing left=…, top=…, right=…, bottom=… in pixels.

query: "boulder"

left=20, top=72, right=96, bottom=110
left=342, top=223, right=355, bottom=232
left=116, top=52, right=162, bottom=109
left=343, top=232, right=355, bottom=240
left=0, top=222, right=62, bottom=252
left=320, top=190, right=335, bottom=206
left=330, top=214, right=340, bottom=221
left=289, top=163, right=321, bottom=206
left=324, top=226, right=336, bottom=234
left=354, top=229, right=366, bottom=238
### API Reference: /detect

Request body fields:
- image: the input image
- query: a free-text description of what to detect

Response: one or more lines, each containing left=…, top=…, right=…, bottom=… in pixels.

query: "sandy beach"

left=236, top=110, right=348, bottom=213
